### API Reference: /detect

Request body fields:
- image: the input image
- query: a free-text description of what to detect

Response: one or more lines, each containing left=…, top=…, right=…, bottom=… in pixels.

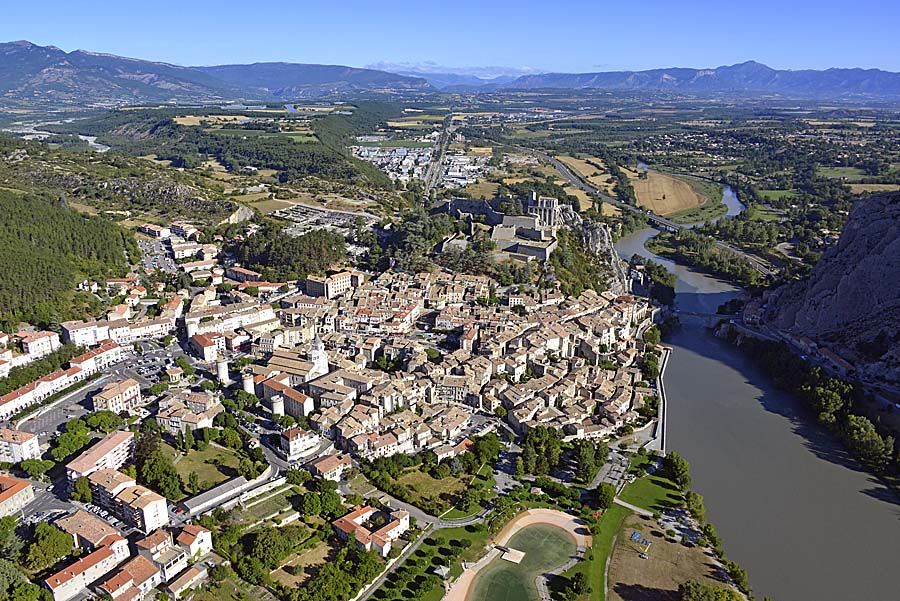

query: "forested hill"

left=0, top=189, right=135, bottom=329
left=46, top=103, right=398, bottom=187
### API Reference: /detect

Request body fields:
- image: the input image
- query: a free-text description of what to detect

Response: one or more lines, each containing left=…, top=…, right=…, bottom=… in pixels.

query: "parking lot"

left=137, top=238, right=177, bottom=273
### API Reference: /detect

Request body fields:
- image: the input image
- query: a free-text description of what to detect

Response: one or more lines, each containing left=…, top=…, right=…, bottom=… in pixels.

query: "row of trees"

left=738, top=338, right=896, bottom=470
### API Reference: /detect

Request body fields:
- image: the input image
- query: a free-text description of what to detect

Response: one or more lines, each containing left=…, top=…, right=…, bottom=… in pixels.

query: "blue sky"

left=3, top=0, right=898, bottom=73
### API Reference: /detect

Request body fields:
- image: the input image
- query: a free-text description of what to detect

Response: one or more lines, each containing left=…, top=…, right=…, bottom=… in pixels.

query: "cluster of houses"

left=230, top=264, right=656, bottom=471
left=0, top=330, right=65, bottom=379
left=45, top=509, right=211, bottom=601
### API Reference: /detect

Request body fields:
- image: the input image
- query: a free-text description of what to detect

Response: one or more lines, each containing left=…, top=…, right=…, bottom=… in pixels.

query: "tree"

left=0, top=517, right=22, bottom=560
left=685, top=491, right=705, bottom=523
left=220, top=428, right=242, bottom=449
left=85, top=410, right=123, bottom=434
left=664, top=451, right=691, bottom=491
left=238, top=458, right=260, bottom=480
left=595, top=482, right=616, bottom=509
left=19, top=459, right=54, bottom=480
left=184, top=427, right=195, bottom=452
left=139, top=449, right=182, bottom=499
left=570, top=572, right=589, bottom=595
left=302, top=492, right=321, bottom=516
left=188, top=471, right=201, bottom=495
left=286, top=468, right=312, bottom=486
left=26, top=523, right=73, bottom=570
left=71, top=476, right=92, bottom=503
left=319, top=490, right=344, bottom=519
left=643, top=325, right=661, bottom=346
left=572, top=439, right=598, bottom=483
left=148, top=382, right=169, bottom=396
left=678, top=580, right=742, bottom=601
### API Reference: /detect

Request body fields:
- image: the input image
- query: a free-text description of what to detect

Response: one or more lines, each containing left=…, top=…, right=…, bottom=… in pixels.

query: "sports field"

left=467, top=524, right=576, bottom=601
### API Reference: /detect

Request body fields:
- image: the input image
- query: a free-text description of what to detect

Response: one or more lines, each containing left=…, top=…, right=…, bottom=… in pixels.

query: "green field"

left=757, top=189, right=795, bottom=201
left=161, top=442, right=242, bottom=499
left=468, top=524, right=575, bottom=601
left=618, top=475, right=682, bottom=514
left=818, top=166, right=866, bottom=180
left=554, top=504, right=632, bottom=601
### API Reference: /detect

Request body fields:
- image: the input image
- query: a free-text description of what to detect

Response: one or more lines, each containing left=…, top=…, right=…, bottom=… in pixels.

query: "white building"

left=0, top=428, right=40, bottom=463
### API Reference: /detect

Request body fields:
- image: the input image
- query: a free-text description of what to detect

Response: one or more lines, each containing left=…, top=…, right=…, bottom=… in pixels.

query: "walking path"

left=613, top=497, right=653, bottom=518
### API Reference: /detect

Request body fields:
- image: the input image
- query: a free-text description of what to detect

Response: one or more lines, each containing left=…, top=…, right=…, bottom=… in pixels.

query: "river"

left=616, top=229, right=900, bottom=601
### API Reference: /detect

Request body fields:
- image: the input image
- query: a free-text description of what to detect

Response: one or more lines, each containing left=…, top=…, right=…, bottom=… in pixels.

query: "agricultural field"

left=564, top=186, right=593, bottom=212
left=556, top=155, right=617, bottom=195
left=629, top=171, right=712, bottom=216
left=174, top=114, right=251, bottom=126
left=817, top=166, right=867, bottom=180
left=757, top=189, right=795, bottom=201
left=848, top=183, right=900, bottom=194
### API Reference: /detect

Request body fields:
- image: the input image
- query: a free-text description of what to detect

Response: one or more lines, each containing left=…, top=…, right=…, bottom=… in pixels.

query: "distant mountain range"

left=0, top=40, right=431, bottom=105
left=2, top=40, right=900, bottom=107
left=498, top=61, right=900, bottom=97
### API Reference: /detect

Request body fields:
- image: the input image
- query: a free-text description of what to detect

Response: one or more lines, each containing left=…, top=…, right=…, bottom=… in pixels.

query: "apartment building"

left=0, top=428, right=40, bottom=463
left=16, top=330, right=61, bottom=358
left=43, top=536, right=130, bottom=601
left=87, top=469, right=170, bottom=534
left=0, top=475, right=34, bottom=517
left=92, top=379, right=142, bottom=414
left=308, top=453, right=352, bottom=481
left=136, top=529, right=187, bottom=582
left=61, top=320, right=111, bottom=347
left=66, top=430, right=135, bottom=482
left=305, top=270, right=354, bottom=299
left=97, top=555, right=161, bottom=601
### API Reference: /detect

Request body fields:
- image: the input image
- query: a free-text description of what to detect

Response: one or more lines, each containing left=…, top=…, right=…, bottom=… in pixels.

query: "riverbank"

left=617, top=227, right=900, bottom=601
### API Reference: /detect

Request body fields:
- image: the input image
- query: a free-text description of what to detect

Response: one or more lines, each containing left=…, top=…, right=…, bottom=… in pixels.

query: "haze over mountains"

left=3, top=40, right=900, bottom=107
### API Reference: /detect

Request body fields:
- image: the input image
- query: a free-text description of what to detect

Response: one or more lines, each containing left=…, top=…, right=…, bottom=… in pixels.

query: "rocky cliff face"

left=769, top=192, right=900, bottom=384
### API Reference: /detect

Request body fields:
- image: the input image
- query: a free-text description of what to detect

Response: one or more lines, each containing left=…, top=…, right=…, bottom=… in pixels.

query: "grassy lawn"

left=161, top=442, right=242, bottom=499
left=271, top=537, right=335, bottom=587
left=469, top=524, right=576, bottom=601
left=554, top=504, right=632, bottom=601
left=666, top=202, right=727, bottom=225
left=746, top=204, right=786, bottom=222
left=818, top=166, right=866, bottom=180
left=243, top=492, right=297, bottom=522
left=619, top=472, right=683, bottom=515
left=348, top=473, right=378, bottom=496
left=608, top=514, right=725, bottom=601
left=192, top=575, right=271, bottom=601
left=757, top=189, right=795, bottom=201
left=396, top=468, right=466, bottom=513
left=441, top=465, right=496, bottom=519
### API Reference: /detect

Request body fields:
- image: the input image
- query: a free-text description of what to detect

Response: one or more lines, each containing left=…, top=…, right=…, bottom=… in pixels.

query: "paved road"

left=521, top=146, right=775, bottom=277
